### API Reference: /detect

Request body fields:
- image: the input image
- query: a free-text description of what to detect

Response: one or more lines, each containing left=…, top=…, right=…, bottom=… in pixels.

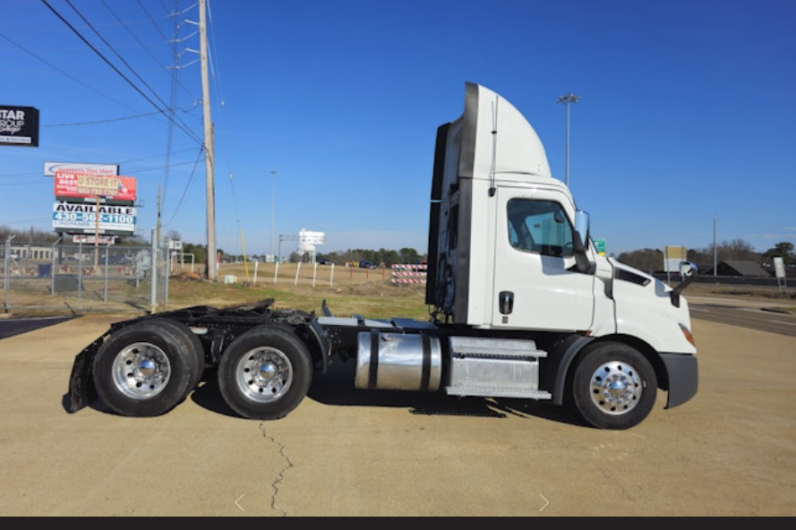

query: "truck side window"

left=507, top=199, right=574, bottom=257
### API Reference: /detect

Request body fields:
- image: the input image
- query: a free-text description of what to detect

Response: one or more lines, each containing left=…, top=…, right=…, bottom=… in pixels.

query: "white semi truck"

left=67, top=82, right=698, bottom=430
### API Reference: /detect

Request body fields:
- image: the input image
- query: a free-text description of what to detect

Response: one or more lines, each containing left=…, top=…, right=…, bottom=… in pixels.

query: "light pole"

left=270, top=170, right=276, bottom=261
left=713, top=215, right=717, bottom=277
left=556, top=93, right=581, bottom=187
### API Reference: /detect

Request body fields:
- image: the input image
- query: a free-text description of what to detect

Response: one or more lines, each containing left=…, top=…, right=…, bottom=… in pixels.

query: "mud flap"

left=660, top=352, right=698, bottom=409
left=65, top=335, right=105, bottom=413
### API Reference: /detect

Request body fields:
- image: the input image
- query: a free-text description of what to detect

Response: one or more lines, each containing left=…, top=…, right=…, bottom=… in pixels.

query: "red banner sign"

left=54, top=171, right=137, bottom=202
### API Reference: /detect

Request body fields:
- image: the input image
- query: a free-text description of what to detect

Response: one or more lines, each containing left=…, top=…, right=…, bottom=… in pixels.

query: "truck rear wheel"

left=218, top=326, right=313, bottom=420
left=570, top=342, right=657, bottom=430
left=92, top=319, right=204, bottom=417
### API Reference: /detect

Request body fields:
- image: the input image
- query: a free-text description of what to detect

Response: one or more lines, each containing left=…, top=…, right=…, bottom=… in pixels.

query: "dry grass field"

left=169, top=261, right=430, bottom=320
left=2, top=260, right=431, bottom=320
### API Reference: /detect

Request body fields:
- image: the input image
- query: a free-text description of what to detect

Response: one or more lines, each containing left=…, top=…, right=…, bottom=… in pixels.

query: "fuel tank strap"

left=421, top=335, right=432, bottom=391
left=368, top=329, right=379, bottom=389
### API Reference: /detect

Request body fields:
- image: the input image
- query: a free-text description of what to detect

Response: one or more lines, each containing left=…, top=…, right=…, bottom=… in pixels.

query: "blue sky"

left=1, top=0, right=794, bottom=258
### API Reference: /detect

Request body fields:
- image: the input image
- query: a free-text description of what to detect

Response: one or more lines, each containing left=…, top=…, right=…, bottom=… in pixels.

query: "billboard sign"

left=44, top=161, right=119, bottom=177
left=299, top=229, right=325, bottom=245
left=663, top=246, right=687, bottom=273
left=0, top=105, right=39, bottom=147
left=773, top=257, right=785, bottom=279
left=54, top=172, right=137, bottom=203
left=71, top=235, right=116, bottom=245
left=52, top=202, right=136, bottom=234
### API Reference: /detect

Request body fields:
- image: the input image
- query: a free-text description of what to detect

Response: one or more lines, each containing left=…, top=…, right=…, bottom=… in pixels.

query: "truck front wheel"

left=218, top=326, right=313, bottom=420
left=570, top=342, right=657, bottom=430
left=92, top=319, right=204, bottom=417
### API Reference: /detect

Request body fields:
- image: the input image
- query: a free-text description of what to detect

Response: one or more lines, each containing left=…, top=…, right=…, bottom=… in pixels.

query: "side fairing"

left=427, top=82, right=555, bottom=324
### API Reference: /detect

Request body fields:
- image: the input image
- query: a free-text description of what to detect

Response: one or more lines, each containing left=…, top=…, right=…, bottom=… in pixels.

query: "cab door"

left=491, top=187, right=595, bottom=331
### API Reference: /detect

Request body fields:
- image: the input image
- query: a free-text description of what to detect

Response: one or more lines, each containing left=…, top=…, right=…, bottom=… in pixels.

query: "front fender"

left=543, top=334, right=594, bottom=406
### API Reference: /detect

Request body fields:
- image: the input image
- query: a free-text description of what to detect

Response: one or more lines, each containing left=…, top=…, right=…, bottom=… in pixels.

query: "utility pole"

left=156, top=184, right=162, bottom=248
left=270, top=170, right=276, bottom=261
left=199, top=0, right=217, bottom=281
left=556, top=93, right=581, bottom=187
left=713, top=216, right=718, bottom=277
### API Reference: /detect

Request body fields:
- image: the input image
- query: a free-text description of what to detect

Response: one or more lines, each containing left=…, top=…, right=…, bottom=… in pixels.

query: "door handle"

left=499, top=291, right=514, bottom=315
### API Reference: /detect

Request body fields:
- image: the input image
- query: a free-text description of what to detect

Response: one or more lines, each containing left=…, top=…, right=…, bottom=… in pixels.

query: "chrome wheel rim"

left=235, top=347, right=293, bottom=403
left=112, top=342, right=171, bottom=400
left=589, top=361, right=642, bottom=415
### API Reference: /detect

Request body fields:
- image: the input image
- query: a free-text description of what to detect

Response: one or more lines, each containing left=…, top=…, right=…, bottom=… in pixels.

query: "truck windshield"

left=507, top=199, right=574, bottom=258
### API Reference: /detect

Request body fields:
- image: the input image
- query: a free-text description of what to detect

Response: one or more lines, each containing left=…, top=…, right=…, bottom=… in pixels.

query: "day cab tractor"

left=67, top=82, right=698, bottom=430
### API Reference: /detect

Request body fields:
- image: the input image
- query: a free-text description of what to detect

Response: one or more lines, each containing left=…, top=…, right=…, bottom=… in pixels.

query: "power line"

left=135, top=0, right=170, bottom=42
left=43, top=105, right=199, bottom=128
left=0, top=158, right=203, bottom=189
left=103, top=0, right=168, bottom=70
left=0, top=148, right=200, bottom=180
left=111, top=147, right=199, bottom=166
left=159, top=0, right=190, bottom=217
left=165, top=147, right=205, bottom=227
left=38, top=0, right=203, bottom=145
left=125, top=158, right=209, bottom=175
left=99, top=0, right=204, bottom=227
left=102, top=0, right=199, bottom=103
left=0, top=26, right=196, bottom=134
left=63, top=0, right=201, bottom=145
left=43, top=110, right=162, bottom=127
left=0, top=31, right=139, bottom=112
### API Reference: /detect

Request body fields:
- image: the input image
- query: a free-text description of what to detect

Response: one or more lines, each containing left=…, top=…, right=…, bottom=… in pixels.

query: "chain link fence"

left=3, top=237, right=170, bottom=315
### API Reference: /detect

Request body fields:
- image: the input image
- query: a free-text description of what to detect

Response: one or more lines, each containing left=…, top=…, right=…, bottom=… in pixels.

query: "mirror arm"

left=670, top=262, right=697, bottom=308
left=572, top=232, right=595, bottom=275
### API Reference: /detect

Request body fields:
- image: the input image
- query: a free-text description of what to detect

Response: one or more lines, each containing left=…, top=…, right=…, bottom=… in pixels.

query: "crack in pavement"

left=259, top=423, right=293, bottom=516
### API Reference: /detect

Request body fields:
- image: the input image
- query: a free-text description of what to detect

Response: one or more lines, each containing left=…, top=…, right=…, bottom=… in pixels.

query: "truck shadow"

left=310, top=359, right=587, bottom=426
left=190, top=359, right=587, bottom=427
left=189, top=368, right=236, bottom=418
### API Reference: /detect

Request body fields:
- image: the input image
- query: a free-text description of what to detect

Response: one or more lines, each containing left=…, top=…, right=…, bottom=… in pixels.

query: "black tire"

left=570, top=342, right=657, bottom=430
left=175, top=319, right=206, bottom=391
left=218, top=325, right=313, bottom=420
left=146, top=318, right=206, bottom=397
left=92, top=318, right=204, bottom=417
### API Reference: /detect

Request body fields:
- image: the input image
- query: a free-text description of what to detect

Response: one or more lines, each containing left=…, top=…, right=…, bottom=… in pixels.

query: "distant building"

left=8, top=245, right=53, bottom=261
left=704, top=260, right=771, bottom=277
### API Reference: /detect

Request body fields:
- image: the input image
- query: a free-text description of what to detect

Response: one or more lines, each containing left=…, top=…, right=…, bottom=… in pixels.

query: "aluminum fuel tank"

left=355, top=331, right=442, bottom=392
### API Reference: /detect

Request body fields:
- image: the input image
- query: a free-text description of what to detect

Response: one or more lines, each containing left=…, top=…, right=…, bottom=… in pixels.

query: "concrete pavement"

left=0, top=314, right=794, bottom=516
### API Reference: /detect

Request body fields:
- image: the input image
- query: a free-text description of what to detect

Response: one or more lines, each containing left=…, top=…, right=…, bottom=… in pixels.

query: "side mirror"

left=670, top=261, right=698, bottom=307
left=574, top=210, right=590, bottom=245
left=680, top=261, right=697, bottom=278
left=572, top=210, right=595, bottom=275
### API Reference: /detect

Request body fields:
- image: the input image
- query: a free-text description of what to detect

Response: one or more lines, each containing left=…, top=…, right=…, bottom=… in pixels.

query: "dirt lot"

left=0, top=307, right=794, bottom=517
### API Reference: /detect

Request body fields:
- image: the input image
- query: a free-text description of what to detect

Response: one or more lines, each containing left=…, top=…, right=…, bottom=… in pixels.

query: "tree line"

left=313, top=248, right=424, bottom=267
left=0, top=226, right=428, bottom=269
left=2, top=225, right=792, bottom=276
left=616, top=239, right=795, bottom=276
left=226, top=247, right=426, bottom=267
